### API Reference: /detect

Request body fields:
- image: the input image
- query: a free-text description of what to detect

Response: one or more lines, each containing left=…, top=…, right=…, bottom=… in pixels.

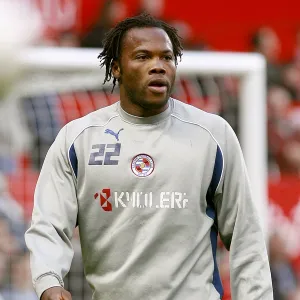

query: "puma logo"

left=104, top=128, right=124, bottom=141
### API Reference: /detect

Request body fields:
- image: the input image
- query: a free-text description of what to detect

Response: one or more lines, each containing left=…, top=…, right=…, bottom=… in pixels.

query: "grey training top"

left=25, top=98, right=273, bottom=300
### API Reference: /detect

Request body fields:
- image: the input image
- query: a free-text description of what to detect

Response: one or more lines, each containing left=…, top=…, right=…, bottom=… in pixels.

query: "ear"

left=112, top=60, right=121, bottom=80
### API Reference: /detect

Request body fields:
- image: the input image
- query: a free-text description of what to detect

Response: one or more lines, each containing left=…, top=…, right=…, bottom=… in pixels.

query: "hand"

left=41, top=286, right=72, bottom=300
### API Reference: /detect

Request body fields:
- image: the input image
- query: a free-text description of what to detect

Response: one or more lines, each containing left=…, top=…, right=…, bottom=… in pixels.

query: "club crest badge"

left=131, top=154, right=154, bottom=177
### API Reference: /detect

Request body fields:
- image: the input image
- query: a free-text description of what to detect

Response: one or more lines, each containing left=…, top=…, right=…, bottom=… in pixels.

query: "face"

left=112, top=27, right=176, bottom=116
left=259, top=27, right=280, bottom=62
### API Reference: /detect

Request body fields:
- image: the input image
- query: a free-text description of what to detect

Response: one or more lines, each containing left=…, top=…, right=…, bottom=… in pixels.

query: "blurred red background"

left=79, top=0, right=300, bottom=61
left=34, top=0, right=300, bottom=61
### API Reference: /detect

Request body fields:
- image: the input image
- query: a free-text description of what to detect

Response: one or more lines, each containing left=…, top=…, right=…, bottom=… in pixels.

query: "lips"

left=148, top=79, right=168, bottom=94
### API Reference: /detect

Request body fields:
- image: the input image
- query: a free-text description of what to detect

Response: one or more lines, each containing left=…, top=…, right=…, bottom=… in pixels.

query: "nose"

left=149, top=58, right=166, bottom=74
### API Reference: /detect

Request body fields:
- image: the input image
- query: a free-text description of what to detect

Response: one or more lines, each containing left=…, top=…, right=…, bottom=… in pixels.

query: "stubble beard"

left=125, top=84, right=173, bottom=111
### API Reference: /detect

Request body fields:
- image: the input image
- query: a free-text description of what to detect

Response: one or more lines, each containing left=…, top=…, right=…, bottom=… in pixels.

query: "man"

left=25, top=13, right=273, bottom=300
left=251, top=27, right=282, bottom=87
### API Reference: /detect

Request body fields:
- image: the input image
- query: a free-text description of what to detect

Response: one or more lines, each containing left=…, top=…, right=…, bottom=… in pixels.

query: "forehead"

left=122, top=27, right=173, bottom=53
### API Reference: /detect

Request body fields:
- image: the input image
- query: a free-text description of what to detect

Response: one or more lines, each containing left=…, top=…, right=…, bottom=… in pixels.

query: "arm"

left=215, top=122, right=273, bottom=299
left=25, top=125, right=78, bottom=299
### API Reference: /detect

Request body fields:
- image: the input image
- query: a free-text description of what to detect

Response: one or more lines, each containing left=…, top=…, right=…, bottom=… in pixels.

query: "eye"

left=164, top=55, right=173, bottom=61
left=136, top=54, right=148, bottom=60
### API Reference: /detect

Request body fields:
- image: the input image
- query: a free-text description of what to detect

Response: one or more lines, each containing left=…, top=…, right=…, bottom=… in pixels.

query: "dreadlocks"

left=98, top=13, right=183, bottom=92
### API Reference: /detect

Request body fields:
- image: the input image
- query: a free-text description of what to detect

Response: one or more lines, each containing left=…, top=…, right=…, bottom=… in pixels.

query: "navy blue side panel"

left=206, top=205, right=223, bottom=297
left=69, top=144, right=78, bottom=178
left=206, top=145, right=224, bottom=297
left=207, top=146, right=223, bottom=201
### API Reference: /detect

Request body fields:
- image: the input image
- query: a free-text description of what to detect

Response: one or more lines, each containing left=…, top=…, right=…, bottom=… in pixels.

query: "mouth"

left=148, top=79, right=168, bottom=94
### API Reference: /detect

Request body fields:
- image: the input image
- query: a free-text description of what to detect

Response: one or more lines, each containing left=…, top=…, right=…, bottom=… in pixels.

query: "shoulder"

left=60, top=102, right=120, bottom=146
left=171, top=98, right=230, bottom=144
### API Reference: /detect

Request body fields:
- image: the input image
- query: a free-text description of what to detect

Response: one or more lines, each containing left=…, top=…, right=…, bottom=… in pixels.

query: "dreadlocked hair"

left=98, top=12, right=183, bottom=92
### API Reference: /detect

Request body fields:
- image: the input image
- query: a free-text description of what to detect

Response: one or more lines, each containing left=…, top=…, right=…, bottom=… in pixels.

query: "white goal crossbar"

left=20, top=47, right=268, bottom=237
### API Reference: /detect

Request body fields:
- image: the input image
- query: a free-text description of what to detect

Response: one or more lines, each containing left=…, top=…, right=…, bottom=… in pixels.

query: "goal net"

left=0, top=47, right=267, bottom=299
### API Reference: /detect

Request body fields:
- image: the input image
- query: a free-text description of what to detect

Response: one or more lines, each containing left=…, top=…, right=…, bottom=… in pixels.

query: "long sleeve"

left=25, top=125, right=78, bottom=299
left=215, top=122, right=273, bottom=299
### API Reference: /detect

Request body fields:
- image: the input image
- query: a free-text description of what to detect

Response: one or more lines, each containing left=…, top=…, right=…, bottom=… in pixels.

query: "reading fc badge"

left=131, top=154, right=154, bottom=177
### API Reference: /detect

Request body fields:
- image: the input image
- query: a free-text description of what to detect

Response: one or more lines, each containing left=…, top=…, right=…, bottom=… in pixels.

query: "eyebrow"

left=132, top=49, right=173, bottom=54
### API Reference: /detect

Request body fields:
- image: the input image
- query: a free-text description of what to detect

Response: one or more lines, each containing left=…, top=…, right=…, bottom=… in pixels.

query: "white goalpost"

left=178, top=51, right=268, bottom=238
left=19, top=47, right=268, bottom=237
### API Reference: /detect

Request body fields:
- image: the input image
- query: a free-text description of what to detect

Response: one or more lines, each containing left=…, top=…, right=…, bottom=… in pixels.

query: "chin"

left=143, top=96, right=169, bottom=110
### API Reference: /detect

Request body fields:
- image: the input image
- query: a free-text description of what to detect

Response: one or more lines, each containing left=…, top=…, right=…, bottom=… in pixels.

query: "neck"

left=117, top=99, right=173, bottom=125
left=120, top=100, right=169, bottom=117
